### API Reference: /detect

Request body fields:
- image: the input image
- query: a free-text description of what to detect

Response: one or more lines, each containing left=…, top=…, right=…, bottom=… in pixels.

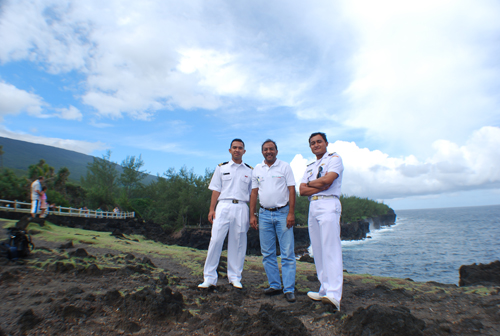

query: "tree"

left=28, top=159, right=55, bottom=181
left=119, top=155, right=148, bottom=198
left=140, top=166, right=212, bottom=230
left=0, top=145, right=4, bottom=170
left=54, top=167, right=70, bottom=193
left=81, top=150, right=118, bottom=209
left=0, top=168, right=26, bottom=200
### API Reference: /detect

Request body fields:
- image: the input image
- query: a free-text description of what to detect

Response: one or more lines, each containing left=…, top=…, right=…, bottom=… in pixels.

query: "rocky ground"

left=1, top=219, right=499, bottom=335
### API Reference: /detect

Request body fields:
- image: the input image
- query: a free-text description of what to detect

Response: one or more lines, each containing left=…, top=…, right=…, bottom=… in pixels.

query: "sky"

left=1, top=0, right=500, bottom=210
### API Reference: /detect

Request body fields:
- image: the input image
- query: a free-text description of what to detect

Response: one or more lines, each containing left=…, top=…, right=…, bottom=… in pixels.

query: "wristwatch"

left=307, top=181, right=310, bottom=187
left=254, top=213, right=258, bottom=216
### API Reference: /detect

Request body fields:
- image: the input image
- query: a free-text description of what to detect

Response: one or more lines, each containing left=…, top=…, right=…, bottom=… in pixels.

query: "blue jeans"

left=259, top=205, right=296, bottom=293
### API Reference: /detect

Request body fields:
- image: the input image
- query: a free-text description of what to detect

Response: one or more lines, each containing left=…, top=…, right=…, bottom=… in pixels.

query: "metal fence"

left=0, top=199, right=135, bottom=219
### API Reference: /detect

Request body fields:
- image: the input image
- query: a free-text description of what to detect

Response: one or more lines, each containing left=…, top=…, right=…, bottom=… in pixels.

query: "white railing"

left=0, top=199, right=135, bottom=219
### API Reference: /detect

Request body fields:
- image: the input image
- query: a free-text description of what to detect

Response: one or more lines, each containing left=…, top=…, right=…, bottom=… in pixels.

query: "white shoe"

left=321, top=296, right=340, bottom=311
left=307, top=291, right=322, bottom=301
left=231, top=281, right=243, bottom=289
left=198, top=281, right=215, bottom=288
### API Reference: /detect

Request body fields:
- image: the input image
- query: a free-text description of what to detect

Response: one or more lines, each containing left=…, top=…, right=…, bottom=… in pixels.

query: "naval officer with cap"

left=199, top=138, right=253, bottom=289
left=299, top=132, right=344, bottom=311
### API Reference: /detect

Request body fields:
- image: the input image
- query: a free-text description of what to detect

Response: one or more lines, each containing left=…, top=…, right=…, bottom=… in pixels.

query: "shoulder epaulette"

left=328, top=152, right=339, bottom=157
left=244, top=163, right=253, bottom=169
left=307, top=162, right=315, bottom=167
left=218, top=161, right=229, bottom=166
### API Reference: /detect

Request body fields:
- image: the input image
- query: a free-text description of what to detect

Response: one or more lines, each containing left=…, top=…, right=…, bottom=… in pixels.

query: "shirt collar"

left=229, top=160, right=241, bottom=166
left=261, top=158, right=280, bottom=168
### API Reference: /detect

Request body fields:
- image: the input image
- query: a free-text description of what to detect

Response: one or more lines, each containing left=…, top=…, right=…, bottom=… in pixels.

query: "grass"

left=3, top=218, right=496, bottom=299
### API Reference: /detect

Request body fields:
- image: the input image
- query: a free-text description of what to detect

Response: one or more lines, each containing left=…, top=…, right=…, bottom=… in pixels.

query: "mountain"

left=0, top=137, right=157, bottom=184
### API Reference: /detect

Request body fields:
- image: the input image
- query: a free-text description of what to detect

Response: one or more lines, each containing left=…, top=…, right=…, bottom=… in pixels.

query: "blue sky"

left=1, top=0, right=500, bottom=210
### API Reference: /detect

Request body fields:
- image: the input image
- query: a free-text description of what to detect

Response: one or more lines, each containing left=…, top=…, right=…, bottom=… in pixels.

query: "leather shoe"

left=198, top=281, right=215, bottom=288
left=263, top=287, right=282, bottom=296
left=285, top=292, right=296, bottom=302
left=321, top=296, right=340, bottom=311
left=307, top=291, right=322, bottom=301
left=231, top=281, right=243, bottom=289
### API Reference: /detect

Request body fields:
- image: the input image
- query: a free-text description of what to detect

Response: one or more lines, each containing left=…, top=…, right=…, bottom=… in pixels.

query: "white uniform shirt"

left=209, top=160, right=253, bottom=202
left=252, top=159, right=295, bottom=208
left=31, top=179, right=42, bottom=201
left=301, top=152, right=343, bottom=199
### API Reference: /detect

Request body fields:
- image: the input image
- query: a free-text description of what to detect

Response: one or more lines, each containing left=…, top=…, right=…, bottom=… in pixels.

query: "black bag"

left=1, top=227, right=34, bottom=260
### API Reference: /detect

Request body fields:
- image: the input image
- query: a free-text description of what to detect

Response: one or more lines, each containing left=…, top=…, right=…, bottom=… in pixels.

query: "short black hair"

left=309, top=132, right=328, bottom=143
left=38, top=176, right=44, bottom=180
left=261, top=139, right=277, bottom=151
left=230, top=138, right=245, bottom=148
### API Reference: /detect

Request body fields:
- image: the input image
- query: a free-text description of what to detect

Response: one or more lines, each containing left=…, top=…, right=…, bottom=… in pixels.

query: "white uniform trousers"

left=308, top=197, right=343, bottom=302
left=203, top=201, right=249, bottom=285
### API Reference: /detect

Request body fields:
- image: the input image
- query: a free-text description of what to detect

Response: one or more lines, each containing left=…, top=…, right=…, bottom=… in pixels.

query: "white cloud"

left=0, top=0, right=335, bottom=118
left=56, top=105, right=83, bottom=121
left=340, top=0, right=500, bottom=153
left=290, top=126, right=500, bottom=200
left=0, top=81, right=45, bottom=119
left=0, top=127, right=106, bottom=154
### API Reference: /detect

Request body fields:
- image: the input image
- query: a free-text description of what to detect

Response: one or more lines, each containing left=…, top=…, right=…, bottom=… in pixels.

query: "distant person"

left=83, top=206, right=89, bottom=218
left=30, top=176, right=44, bottom=218
left=249, top=139, right=297, bottom=302
left=96, top=207, right=103, bottom=218
left=299, top=132, right=344, bottom=311
left=40, top=186, right=48, bottom=218
left=198, top=139, right=253, bottom=289
left=113, top=206, right=120, bottom=218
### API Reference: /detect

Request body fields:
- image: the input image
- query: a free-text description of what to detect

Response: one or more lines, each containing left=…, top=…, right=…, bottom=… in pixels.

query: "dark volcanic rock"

left=59, top=241, right=74, bottom=249
left=341, top=304, right=425, bottom=336
left=17, top=309, right=43, bottom=333
left=116, top=320, right=142, bottom=333
left=69, top=248, right=89, bottom=258
left=212, top=303, right=310, bottom=335
left=120, top=286, right=190, bottom=321
left=61, top=305, right=87, bottom=319
left=0, top=271, right=18, bottom=284
left=459, top=260, right=500, bottom=287
left=341, top=220, right=370, bottom=240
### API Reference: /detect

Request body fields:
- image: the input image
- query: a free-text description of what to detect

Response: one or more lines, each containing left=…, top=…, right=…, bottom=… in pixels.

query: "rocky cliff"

left=1, top=208, right=397, bottom=255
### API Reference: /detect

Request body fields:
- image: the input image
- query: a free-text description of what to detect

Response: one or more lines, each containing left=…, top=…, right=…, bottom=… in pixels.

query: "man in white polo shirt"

left=199, top=139, right=253, bottom=289
left=299, top=132, right=344, bottom=311
left=250, top=139, right=297, bottom=302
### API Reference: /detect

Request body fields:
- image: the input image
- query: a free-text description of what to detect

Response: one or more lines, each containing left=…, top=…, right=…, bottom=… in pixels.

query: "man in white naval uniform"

left=199, top=139, right=253, bottom=289
left=299, top=132, right=344, bottom=311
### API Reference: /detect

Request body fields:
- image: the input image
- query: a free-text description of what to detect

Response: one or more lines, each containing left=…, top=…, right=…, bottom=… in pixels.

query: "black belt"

left=260, top=203, right=289, bottom=212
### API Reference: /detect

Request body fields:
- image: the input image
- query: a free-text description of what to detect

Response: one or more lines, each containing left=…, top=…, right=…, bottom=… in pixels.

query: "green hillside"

left=0, top=137, right=156, bottom=184
left=0, top=137, right=94, bottom=181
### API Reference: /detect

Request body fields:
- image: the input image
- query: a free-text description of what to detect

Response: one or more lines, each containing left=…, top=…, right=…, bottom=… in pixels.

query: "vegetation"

left=0, top=147, right=391, bottom=231
left=339, top=195, right=392, bottom=224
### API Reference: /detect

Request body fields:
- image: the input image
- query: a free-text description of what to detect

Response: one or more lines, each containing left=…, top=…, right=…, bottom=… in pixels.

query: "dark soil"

left=1, top=220, right=500, bottom=335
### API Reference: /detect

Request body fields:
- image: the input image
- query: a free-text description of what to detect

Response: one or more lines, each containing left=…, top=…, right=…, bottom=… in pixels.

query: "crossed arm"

left=299, top=172, right=338, bottom=197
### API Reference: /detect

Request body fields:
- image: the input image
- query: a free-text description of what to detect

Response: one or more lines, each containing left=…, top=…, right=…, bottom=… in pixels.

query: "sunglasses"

left=317, top=166, right=323, bottom=179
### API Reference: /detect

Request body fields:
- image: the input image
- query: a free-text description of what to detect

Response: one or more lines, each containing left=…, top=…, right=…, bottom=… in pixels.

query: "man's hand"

left=250, top=214, right=258, bottom=230
left=208, top=210, right=216, bottom=224
left=286, top=213, right=295, bottom=229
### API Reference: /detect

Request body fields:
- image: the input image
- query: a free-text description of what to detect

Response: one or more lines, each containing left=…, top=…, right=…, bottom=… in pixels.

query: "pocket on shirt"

left=222, top=174, right=232, bottom=181
left=240, top=175, right=250, bottom=184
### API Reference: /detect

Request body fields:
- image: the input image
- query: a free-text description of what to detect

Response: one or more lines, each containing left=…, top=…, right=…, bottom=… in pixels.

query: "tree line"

left=0, top=151, right=392, bottom=230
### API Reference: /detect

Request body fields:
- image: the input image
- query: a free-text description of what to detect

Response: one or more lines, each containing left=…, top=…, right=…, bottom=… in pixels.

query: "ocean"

left=341, top=204, right=500, bottom=285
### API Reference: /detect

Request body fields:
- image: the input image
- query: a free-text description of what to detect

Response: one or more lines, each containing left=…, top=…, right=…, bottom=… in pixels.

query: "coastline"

left=1, top=218, right=499, bottom=335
